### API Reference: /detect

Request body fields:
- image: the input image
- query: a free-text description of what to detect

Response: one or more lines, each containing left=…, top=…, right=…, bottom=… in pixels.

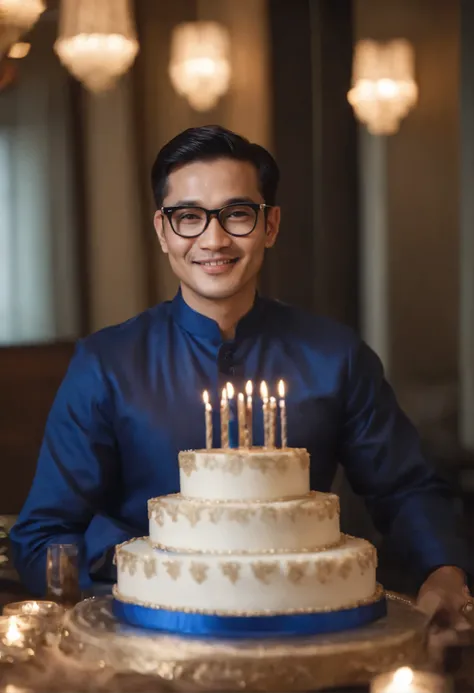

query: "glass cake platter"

left=57, top=592, right=428, bottom=691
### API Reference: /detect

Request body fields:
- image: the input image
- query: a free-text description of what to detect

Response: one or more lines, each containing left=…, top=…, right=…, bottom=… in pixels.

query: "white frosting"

left=148, top=492, right=340, bottom=553
left=179, top=448, right=310, bottom=501
left=115, top=536, right=377, bottom=614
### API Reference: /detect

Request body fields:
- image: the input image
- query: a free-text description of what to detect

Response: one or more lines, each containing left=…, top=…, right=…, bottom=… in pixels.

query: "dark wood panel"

left=0, top=343, right=75, bottom=514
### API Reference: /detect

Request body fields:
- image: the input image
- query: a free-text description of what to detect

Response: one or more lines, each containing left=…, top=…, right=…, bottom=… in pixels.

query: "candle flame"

left=5, top=618, right=22, bottom=645
left=260, top=381, right=268, bottom=399
left=238, top=392, right=244, bottom=403
left=221, top=387, right=227, bottom=402
left=392, top=668, right=414, bottom=687
left=278, top=379, right=285, bottom=398
left=203, top=390, right=209, bottom=405
left=226, top=382, right=234, bottom=399
left=245, top=380, right=253, bottom=396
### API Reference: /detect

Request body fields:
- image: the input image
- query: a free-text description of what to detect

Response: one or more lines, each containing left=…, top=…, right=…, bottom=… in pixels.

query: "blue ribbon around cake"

left=113, top=593, right=387, bottom=638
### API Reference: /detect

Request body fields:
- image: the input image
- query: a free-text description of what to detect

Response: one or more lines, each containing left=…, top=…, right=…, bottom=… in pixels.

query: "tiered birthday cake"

left=113, top=383, right=386, bottom=637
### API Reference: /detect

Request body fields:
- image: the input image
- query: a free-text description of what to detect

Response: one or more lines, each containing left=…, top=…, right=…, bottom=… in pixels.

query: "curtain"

left=0, top=21, right=80, bottom=345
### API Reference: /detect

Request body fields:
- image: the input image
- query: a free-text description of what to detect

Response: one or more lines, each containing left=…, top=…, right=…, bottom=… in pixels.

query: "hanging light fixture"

left=347, top=39, right=418, bottom=135
left=169, top=21, right=231, bottom=112
left=54, top=0, right=139, bottom=93
left=0, top=0, right=45, bottom=56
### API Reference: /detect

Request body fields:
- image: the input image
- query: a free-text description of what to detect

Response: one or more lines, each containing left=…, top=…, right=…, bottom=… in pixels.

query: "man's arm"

left=338, top=338, right=472, bottom=588
left=10, top=341, right=131, bottom=595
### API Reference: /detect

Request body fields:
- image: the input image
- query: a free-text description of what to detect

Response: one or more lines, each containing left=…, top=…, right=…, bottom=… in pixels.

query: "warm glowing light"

left=7, top=41, right=30, bottom=58
left=4, top=618, right=22, bottom=646
left=169, top=21, right=231, bottom=111
left=202, top=390, right=209, bottom=405
left=221, top=387, right=227, bottom=402
left=260, top=381, right=268, bottom=400
left=392, top=668, right=414, bottom=688
left=278, top=380, right=285, bottom=398
left=226, top=382, right=234, bottom=400
left=54, top=0, right=139, bottom=93
left=245, top=380, right=253, bottom=396
left=0, top=0, right=44, bottom=54
left=347, top=39, right=418, bottom=135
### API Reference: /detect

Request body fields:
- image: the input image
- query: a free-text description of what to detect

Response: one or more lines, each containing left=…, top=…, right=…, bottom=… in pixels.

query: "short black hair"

left=151, top=125, right=279, bottom=208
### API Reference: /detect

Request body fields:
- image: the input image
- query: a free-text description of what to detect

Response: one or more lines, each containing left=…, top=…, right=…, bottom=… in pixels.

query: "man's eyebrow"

left=166, top=196, right=258, bottom=207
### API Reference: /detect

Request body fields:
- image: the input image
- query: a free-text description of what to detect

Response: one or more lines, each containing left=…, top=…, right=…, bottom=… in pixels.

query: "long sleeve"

left=339, top=338, right=472, bottom=587
left=10, top=341, right=134, bottom=596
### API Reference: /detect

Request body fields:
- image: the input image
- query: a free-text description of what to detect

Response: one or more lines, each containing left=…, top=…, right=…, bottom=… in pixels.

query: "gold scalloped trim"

left=112, top=583, right=385, bottom=616
left=148, top=491, right=340, bottom=528
left=178, top=448, right=310, bottom=477
left=149, top=536, right=345, bottom=555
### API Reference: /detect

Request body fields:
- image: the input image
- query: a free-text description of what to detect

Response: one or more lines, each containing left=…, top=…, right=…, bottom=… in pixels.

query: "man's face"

left=154, top=158, right=280, bottom=302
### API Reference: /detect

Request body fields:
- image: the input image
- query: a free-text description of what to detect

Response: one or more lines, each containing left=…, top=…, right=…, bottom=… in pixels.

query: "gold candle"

left=220, top=387, right=229, bottom=448
left=245, top=380, right=253, bottom=447
left=260, top=381, right=269, bottom=447
left=202, top=390, right=213, bottom=450
left=269, top=396, right=277, bottom=448
left=237, top=393, right=246, bottom=448
left=278, top=379, right=287, bottom=448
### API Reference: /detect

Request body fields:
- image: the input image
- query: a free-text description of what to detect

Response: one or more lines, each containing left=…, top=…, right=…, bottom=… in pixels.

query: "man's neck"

left=181, top=283, right=257, bottom=340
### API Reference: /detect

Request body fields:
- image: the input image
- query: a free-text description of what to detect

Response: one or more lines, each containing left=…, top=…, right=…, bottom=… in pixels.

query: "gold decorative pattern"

left=178, top=452, right=198, bottom=477
left=287, top=561, right=310, bottom=584
left=163, top=560, right=182, bottom=581
left=178, top=448, right=310, bottom=478
left=251, top=561, right=279, bottom=584
left=337, top=558, right=353, bottom=580
left=220, top=562, right=241, bottom=584
left=189, top=562, right=209, bottom=584
left=143, top=557, right=157, bottom=579
left=315, top=561, right=334, bottom=584
left=148, top=492, right=340, bottom=529
left=112, top=583, right=385, bottom=615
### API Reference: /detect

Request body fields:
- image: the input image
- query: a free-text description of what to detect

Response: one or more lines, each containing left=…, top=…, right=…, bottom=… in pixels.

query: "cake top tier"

left=178, top=447, right=310, bottom=501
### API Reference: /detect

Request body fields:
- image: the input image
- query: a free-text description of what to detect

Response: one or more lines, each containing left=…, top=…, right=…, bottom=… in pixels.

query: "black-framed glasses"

left=161, top=202, right=272, bottom=238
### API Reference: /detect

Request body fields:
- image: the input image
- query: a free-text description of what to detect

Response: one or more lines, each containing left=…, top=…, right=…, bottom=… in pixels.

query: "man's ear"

left=154, top=210, right=168, bottom=254
left=265, top=206, right=281, bottom=248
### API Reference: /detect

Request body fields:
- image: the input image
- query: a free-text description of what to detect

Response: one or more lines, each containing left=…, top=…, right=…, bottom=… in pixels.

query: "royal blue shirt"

left=11, top=291, right=470, bottom=595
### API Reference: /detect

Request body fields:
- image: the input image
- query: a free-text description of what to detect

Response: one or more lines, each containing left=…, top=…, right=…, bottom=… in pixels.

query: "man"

left=11, top=125, right=472, bottom=632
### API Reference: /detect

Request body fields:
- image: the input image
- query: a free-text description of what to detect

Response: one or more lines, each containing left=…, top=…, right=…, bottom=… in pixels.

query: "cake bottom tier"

left=115, top=535, right=379, bottom=615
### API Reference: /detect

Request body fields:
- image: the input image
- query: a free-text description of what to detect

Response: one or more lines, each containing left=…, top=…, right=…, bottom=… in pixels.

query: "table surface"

left=0, top=589, right=472, bottom=693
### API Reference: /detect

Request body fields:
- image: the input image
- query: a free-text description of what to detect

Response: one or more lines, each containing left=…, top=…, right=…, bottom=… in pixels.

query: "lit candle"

left=269, top=396, right=277, bottom=448
left=245, top=380, right=253, bottom=447
left=370, top=667, right=447, bottom=693
left=237, top=393, right=246, bottom=448
left=220, top=387, right=228, bottom=448
left=4, top=618, right=22, bottom=647
left=278, top=379, right=287, bottom=448
left=226, top=382, right=238, bottom=448
left=260, top=381, right=269, bottom=447
left=202, top=391, right=213, bottom=450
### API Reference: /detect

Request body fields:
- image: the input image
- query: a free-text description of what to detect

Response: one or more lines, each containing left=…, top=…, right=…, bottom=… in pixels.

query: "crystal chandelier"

left=169, top=21, right=231, bottom=112
left=0, top=0, right=45, bottom=56
left=54, top=0, right=139, bottom=93
left=347, top=39, right=418, bottom=135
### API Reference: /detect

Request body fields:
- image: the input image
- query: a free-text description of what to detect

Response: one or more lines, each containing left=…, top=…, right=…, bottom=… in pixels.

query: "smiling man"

left=11, top=125, right=472, bottom=633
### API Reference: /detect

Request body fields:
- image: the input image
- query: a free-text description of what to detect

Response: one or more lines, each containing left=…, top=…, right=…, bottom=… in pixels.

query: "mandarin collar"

left=170, top=289, right=265, bottom=343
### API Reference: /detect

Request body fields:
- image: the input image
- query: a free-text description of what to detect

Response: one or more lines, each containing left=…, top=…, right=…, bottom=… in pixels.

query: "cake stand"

left=59, top=592, right=428, bottom=691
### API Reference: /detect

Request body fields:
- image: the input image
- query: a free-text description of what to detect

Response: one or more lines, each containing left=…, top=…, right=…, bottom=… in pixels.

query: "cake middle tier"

left=179, top=447, right=310, bottom=500
left=148, top=492, right=341, bottom=553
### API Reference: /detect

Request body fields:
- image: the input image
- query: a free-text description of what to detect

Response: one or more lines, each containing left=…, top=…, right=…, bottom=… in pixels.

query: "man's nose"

left=198, top=216, right=232, bottom=250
